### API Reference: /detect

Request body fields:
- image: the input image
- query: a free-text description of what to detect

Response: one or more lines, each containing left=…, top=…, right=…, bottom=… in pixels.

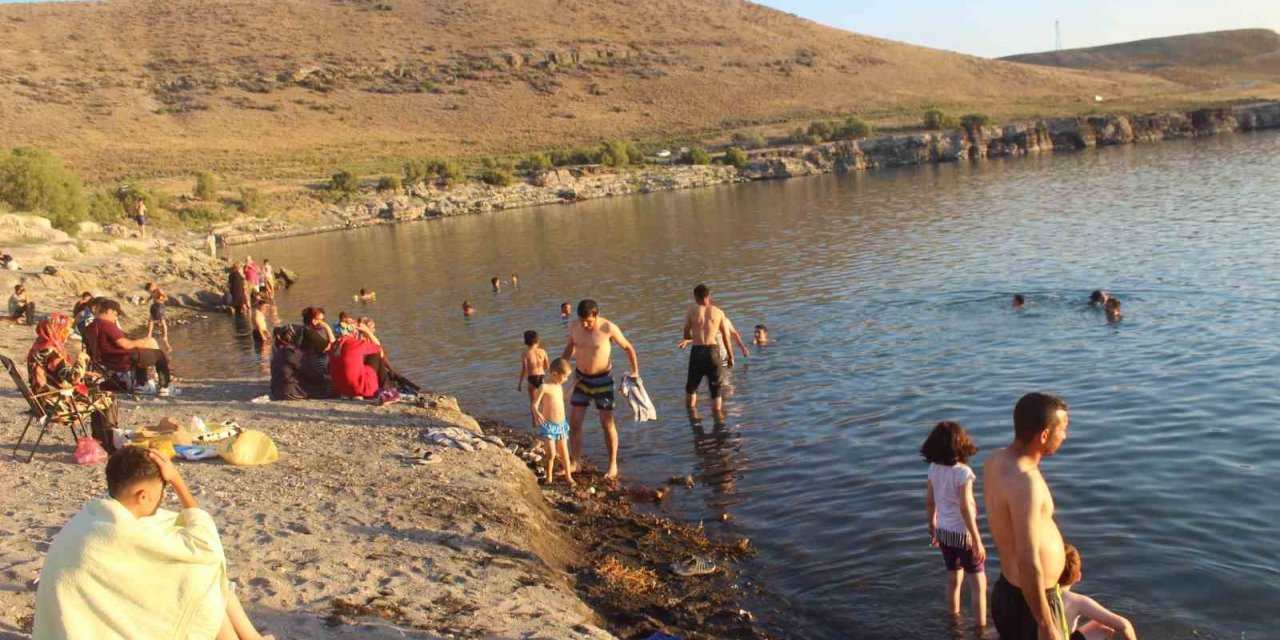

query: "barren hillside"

left=1002, top=29, right=1280, bottom=88
left=0, top=0, right=1247, bottom=182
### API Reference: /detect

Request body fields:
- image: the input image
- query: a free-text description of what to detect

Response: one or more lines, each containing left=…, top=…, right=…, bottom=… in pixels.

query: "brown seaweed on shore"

left=479, top=419, right=771, bottom=640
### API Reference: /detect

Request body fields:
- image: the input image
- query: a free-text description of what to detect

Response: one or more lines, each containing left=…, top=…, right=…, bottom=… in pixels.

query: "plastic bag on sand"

left=219, top=430, right=279, bottom=466
left=74, top=437, right=109, bottom=466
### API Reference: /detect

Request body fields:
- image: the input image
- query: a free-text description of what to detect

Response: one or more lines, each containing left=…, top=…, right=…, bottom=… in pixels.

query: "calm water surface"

left=172, top=131, right=1280, bottom=639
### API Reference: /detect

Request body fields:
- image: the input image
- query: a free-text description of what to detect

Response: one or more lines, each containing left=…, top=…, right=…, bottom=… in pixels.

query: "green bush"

left=626, top=143, right=645, bottom=166
left=684, top=147, right=711, bottom=165
left=731, top=132, right=767, bottom=150
left=376, top=175, right=402, bottom=193
left=806, top=121, right=838, bottom=141
left=0, top=147, right=88, bottom=232
left=837, top=117, right=872, bottom=140
left=238, top=187, right=263, bottom=214
left=421, top=158, right=464, bottom=187
left=479, top=166, right=514, bottom=187
left=923, top=109, right=960, bottom=130
left=521, top=152, right=553, bottom=174
left=174, top=205, right=233, bottom=227
left=724, top=146, right=749, bottom=169
left=403, top=160, right=428, bottom=185
left=601, top=140, right=630, bottom=168
left=960, top=113, right=992, bottom=128
left=87, top=191, right=123, bottom=225
left=193, top=171, right=218, bottom=201
left=329, top=170, right=360, bottom=196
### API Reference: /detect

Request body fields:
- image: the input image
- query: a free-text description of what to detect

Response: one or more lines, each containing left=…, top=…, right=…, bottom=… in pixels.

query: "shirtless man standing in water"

left=562, top=299, right=639, bottom=480
left=679, top=284, right=735, bottom=416
left=985, top=392, right=1071, bottom=640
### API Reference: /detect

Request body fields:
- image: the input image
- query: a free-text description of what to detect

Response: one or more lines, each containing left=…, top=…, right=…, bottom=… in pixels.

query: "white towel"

left=619, top=375, right=658, bottom=422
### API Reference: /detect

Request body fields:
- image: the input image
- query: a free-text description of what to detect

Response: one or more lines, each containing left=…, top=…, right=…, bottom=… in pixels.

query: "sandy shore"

left=0, top=215, right=768, bottom=640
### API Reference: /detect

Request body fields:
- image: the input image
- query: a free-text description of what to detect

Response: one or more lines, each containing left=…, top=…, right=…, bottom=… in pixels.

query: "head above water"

left=693, top=284, right=710, bottom=303
left=1059, top=543, right=1082, bottom=587
left=1089, top=290, right=1110, bottom=305
left=577, top=299, right=599, bottom=320
left=523, top=330, right=539, bottom=346
left=106, top=448, right=165, bottom=518
left=920, top=420, right=978, bottom=466
left=1013, top=391, right=1069, bottom=453
left=559, top=302, right=571, bottom=314
left=1013, top=294, right=1025, bottom=307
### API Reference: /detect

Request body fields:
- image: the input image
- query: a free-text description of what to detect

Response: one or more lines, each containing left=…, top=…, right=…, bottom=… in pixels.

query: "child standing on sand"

left=531, top=358, right=574, bottom=486
left=1059, top=544, right=1139, bottom=640
left=921, top=420, right=987, bottom=629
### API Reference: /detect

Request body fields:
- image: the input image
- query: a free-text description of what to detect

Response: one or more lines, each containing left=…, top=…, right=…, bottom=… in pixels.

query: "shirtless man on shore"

left=985, top=392, right=1071, bottom=640
left=562, top=299, right=639, bottom=480
left=679, top=284, right=735, bottom=416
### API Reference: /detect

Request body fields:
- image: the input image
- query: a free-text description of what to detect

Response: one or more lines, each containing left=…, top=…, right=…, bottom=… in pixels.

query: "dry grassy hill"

left=0, top=0, right=1260, bottom=184
left=1002, top=29, right=1280, bottom=88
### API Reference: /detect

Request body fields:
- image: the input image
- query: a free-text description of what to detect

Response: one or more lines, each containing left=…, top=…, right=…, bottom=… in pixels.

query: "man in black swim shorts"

left=679, top=284, right=735, bottom=417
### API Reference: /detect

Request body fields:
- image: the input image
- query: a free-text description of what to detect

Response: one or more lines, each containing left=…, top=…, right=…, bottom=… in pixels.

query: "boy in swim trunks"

left=517, top=330, right=550, bottom=422
left=531, top=358, right=574, bottom=486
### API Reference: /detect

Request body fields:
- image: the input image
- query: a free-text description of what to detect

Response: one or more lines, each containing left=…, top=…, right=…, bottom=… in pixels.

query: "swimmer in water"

left=491, top=277, right=501, bottom=293
left=1105, top=298, right=1122, bottom=322
left=462, top=301, right=476, bottom=317
left=1013, top=294, right=1025, bottom=309
left=511, top=274, right=519, bottom=289
left=1089, top=290, right=1111, bottom=306
left=559, top=301, right=572, bottom=320
left=753, top=324, right=769, bottom=346
left=353, top=288, right=376, bottom=302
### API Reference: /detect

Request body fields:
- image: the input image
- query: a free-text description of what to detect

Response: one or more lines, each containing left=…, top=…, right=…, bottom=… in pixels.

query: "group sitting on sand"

left=267, top=306, right=419, bottom=403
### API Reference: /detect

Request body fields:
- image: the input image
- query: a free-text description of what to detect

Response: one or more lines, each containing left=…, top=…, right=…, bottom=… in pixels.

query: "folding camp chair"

left=1, top=355, right=90, bottom=463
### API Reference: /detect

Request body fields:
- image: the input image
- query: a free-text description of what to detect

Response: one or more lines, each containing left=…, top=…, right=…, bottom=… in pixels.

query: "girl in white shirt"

left=922, top=420, right=987, bottom=629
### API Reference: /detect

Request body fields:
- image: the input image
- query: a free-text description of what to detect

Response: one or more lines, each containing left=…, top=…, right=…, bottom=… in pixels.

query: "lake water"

left=171, top=130, right=1280, bottom=639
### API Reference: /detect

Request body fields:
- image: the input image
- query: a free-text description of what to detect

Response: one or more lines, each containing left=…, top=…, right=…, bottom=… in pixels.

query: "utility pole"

left=1055, top=20, right=1062, bottom=51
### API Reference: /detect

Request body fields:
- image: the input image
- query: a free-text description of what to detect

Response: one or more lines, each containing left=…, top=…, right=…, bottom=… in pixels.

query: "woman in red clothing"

left=328, top=320, right=390, bottom=399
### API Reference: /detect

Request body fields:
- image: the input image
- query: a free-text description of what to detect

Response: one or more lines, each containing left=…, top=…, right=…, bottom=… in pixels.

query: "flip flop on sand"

left=671, top=555, right=717, bottom=577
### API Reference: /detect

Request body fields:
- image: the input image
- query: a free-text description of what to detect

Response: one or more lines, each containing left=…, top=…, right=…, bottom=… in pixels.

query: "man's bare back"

left=684, top=304, right=725, bottom=347
left=984, top=447, right=1065, bottom=591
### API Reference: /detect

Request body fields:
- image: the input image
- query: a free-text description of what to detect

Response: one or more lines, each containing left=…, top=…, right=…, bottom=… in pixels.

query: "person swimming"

left=353, top=288, right=376, bottom=302
left=559, top=302, right=572, bottom=320
left=1089, top=290, right=1111, bottom=306
left=491, top=277, right=501, bottom=293
left=1105, top=298, right=1122, bottom=322
left=753, top=324, right=769, bottom=345
left=1012, top=294, right=1025, bottom=309
left=462, top=301, right=476, bottom=317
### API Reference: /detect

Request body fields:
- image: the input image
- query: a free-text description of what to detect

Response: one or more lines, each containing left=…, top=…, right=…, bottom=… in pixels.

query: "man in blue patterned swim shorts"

left=562, top=299, right=640, bottom=481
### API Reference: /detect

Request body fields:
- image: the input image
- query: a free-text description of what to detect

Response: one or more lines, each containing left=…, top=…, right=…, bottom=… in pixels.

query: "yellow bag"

left=128, top=439, right=177, bottom=460
left=218, top=430, right=278, bottom=466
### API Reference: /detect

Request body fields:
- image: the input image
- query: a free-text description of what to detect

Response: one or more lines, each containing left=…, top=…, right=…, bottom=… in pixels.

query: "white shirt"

left=929, top=462, right=976, bottom=546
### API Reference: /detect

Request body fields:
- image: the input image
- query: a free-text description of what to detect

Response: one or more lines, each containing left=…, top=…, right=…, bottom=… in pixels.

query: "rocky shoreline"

left=220, top=101, right=1280, bottom=245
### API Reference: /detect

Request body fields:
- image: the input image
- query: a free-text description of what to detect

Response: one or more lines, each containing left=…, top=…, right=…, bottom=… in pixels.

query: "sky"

left=1, top=0, right=1277, bottom=58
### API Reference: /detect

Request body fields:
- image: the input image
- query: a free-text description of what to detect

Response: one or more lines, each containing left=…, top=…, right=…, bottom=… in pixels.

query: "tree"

left=923, top=109, right=959, bottom=130
left=0, top=147, right=88, bottom=232
left=601, top=140, right=630, bottom=168
left=403, top=160, right=428, bottom=185
left=684, top=147, right=711, bottom=165
left=376, top=175, right=402, bottom=193
left=238, top=187, right=263, bottom=214
left=724, top=146, right=749, bottom=169
left=193, top=171, right=218, bottom=201
left=521, top=152, right=553, bottom=174
left=329, top=170, right=359, bottom=196
left=837, top=117, right=872, bottom=140
left=960, top=113, right=992, bottom=128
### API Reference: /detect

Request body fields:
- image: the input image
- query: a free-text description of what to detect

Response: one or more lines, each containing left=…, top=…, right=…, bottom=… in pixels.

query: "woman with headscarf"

left=27, top=313, right=115, bottom=425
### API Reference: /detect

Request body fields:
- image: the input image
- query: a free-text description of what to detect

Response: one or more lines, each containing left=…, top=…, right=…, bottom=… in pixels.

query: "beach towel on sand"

left=619, top=375, right=658, bottom=422
left=34, top=498, right=228, bottom=640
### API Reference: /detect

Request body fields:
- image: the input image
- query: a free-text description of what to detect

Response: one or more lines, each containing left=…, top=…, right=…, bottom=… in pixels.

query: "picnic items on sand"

left=73, top=437, right=109, bottom=466
left=218, top=430, right=278, bottom=466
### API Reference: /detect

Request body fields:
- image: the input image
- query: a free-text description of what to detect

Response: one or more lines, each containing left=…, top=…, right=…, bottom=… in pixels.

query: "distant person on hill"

left=753, top=324, right=769, bottom=346
left=34, top=448, right=271, bottom=640
left=518, top=330, right=551, bottom=417
left=205, top=230, right=218, bottom=259
left=985, top=392, right=1072, bottom=640
left=922, top=421, right=988, bottom=629
left=559, top=302, right=572, bottom=320
left=1088, top=290, right=1111, bottom=307
left=0, top=251, right=19, bottom=271
left=1058, top=544, right=1139, bottom=640
left=132, top=199, right=147, bottom=238
left=679, top=284, right=734, bottom=418
left=146, top=289, right=172, bottom=352
left=1104, top=298, right=1122, bottom=323
left=1013, top=294, right=1026, bottom=309
left=563, top=298, right=640, bottom=480
left=462, top=301, right=476, bottom=317
left=491, top=277, right=501, bottom=293
left=530, top=358, right=574, bottom=486
left=8, top=284, right=36, bottom=324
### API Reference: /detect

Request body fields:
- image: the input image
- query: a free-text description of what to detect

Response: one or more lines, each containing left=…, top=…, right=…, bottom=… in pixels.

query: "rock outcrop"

left=222, top=101, right=1280, bottom=245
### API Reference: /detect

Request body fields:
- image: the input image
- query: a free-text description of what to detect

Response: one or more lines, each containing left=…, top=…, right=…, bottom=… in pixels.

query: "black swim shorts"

left=685, top=345, right=727, bottom=398
left=992, top=573, right=1069, bottom=640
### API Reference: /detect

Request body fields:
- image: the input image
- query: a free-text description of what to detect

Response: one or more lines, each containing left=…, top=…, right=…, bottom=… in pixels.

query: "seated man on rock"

left=83, top=298, right=175, bottom=395
left=34, top=448, right=270, bottom=640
